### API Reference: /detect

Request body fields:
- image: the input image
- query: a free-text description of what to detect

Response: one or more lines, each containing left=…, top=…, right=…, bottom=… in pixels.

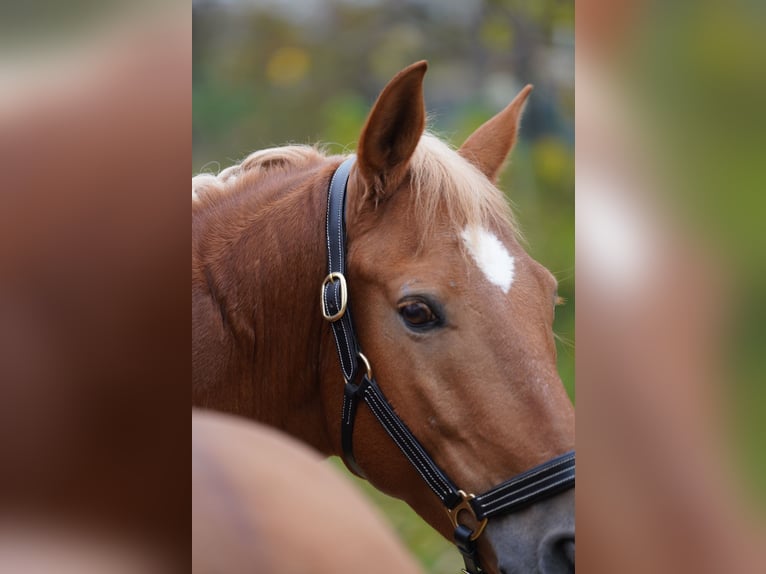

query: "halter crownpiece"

left=321, top=156, right=575, bottom=574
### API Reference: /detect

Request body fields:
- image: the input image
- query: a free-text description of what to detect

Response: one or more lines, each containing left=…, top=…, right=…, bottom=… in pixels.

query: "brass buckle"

left=446, top=490, right=488, bottom=541
left=320, top=272, right=348, bottom=322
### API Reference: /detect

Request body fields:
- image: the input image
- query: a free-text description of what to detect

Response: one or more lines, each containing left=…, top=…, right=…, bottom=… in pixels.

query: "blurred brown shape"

left=0, top=6, right=189, bottom=572
left=192, top=409, right=423, bottom=574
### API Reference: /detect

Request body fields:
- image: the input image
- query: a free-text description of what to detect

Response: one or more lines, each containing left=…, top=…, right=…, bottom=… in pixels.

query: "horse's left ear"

left=356, top=61, right=428, bottom=201
left=459, top=84, right=533, bottom=183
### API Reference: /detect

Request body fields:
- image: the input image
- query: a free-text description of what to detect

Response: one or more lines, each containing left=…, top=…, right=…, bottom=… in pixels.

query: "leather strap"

left=454, top=524, right=484, bottom=574
left=340, top=379, right=366, bottom=478
left=346, top=375, right=463, bottom=508
left=322, top=156, right=360, bottom=382
left=471, top=450, right=575, bottom=520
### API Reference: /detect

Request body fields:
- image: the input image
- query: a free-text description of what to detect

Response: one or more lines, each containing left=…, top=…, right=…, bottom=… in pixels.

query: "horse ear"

left=357, top=61, right=428, bottom=199
left=459, top=84, right=533, bottom=183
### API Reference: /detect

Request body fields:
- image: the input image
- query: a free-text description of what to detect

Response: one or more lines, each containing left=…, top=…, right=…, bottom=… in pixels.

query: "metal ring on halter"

left=446, top=490, right=488, bottom=541
left=320, top=272, right=347, bottom=322
left=357, top=351, right=373, bottom=380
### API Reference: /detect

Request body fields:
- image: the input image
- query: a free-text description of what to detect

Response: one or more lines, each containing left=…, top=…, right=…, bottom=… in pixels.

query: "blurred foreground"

left=0, top=3, right=190, bottom=572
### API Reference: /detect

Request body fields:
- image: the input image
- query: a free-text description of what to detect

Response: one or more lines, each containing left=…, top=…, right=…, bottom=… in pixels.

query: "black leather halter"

left=321, top=157, right=575, bottom=574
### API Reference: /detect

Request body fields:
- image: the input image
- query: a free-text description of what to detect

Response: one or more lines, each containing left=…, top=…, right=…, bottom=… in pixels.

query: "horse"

left=192, top=61, right=575, bottom=574
left=192, top=409, right=423, bottom=574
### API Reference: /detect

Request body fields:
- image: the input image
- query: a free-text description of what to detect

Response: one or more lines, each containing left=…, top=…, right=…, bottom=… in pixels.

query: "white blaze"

left=461, top=227, right=515, bottom=293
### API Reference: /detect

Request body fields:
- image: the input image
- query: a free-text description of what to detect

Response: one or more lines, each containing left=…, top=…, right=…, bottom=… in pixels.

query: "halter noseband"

left=321, top=157, right=575, bottom=574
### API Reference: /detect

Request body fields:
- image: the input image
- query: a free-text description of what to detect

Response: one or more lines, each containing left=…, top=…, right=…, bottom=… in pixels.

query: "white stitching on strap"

left=479, top=463, right=573, bottom=508
left=364, top=385, right=451, bottom=499
left=368, top=394, right=449, bottom=499
left=326, top=285, right=350, bottom=379
left=342, top=392, right=350, bottom=426
left=478, top=454, right=574, bottom=498
left=479, top=465, right=575, bottom=512
left=475, top=454, right=573, bottom=503
left=481, top=471, right=575, bottom=516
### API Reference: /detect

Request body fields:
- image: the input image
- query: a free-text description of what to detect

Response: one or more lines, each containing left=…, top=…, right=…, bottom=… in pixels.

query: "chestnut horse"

left=192, top=61, right=574, bottom=574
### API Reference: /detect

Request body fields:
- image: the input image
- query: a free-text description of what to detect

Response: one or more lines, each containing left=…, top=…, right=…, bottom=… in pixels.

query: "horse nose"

left=538, top=534, right=575, bottom=573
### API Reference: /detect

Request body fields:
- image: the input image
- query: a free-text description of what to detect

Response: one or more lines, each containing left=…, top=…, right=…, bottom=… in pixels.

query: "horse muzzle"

left=485, top=488, right=574, bottom=574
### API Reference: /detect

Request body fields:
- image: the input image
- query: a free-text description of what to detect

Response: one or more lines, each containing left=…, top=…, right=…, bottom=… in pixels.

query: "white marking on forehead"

left=461, top=227, right=515, bottom=293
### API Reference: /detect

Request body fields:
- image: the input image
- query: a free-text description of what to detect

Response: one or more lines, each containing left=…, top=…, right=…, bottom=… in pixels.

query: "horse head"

left=320, top=61, right=575, bottom=574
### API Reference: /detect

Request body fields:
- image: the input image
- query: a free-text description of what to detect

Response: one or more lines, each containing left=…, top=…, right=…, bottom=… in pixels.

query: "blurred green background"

left=628, top=0, right=766, bottom=509
left=193, top=1, right=573, bottom=570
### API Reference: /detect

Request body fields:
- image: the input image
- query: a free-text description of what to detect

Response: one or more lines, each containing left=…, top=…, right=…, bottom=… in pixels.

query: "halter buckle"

left=320, top=272, right=348, bottom=322
left=446, top=490, right=488, bottom=542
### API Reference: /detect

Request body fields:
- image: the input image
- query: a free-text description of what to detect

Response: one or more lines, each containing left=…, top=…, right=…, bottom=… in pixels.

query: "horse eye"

left=398, top=300, right=439, bottom=329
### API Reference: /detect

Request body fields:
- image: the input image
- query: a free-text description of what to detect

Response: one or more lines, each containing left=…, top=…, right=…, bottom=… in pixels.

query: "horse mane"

left=192, top=133, right=518, bottom=241
left=192, top=145, right=324, bottom=203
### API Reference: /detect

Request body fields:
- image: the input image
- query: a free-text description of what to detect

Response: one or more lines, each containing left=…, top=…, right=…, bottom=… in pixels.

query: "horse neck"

left=192, top=159, right=342, bottom=454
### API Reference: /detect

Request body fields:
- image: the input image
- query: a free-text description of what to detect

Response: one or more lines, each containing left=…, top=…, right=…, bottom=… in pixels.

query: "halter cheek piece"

left=321, top=157, right=575, bottom=574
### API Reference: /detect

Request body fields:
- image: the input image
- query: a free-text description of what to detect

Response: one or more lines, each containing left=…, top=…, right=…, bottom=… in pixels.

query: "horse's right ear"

left=458, top=84, right=533, bottom=183
left=356, top=61, right=427, bottom=201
